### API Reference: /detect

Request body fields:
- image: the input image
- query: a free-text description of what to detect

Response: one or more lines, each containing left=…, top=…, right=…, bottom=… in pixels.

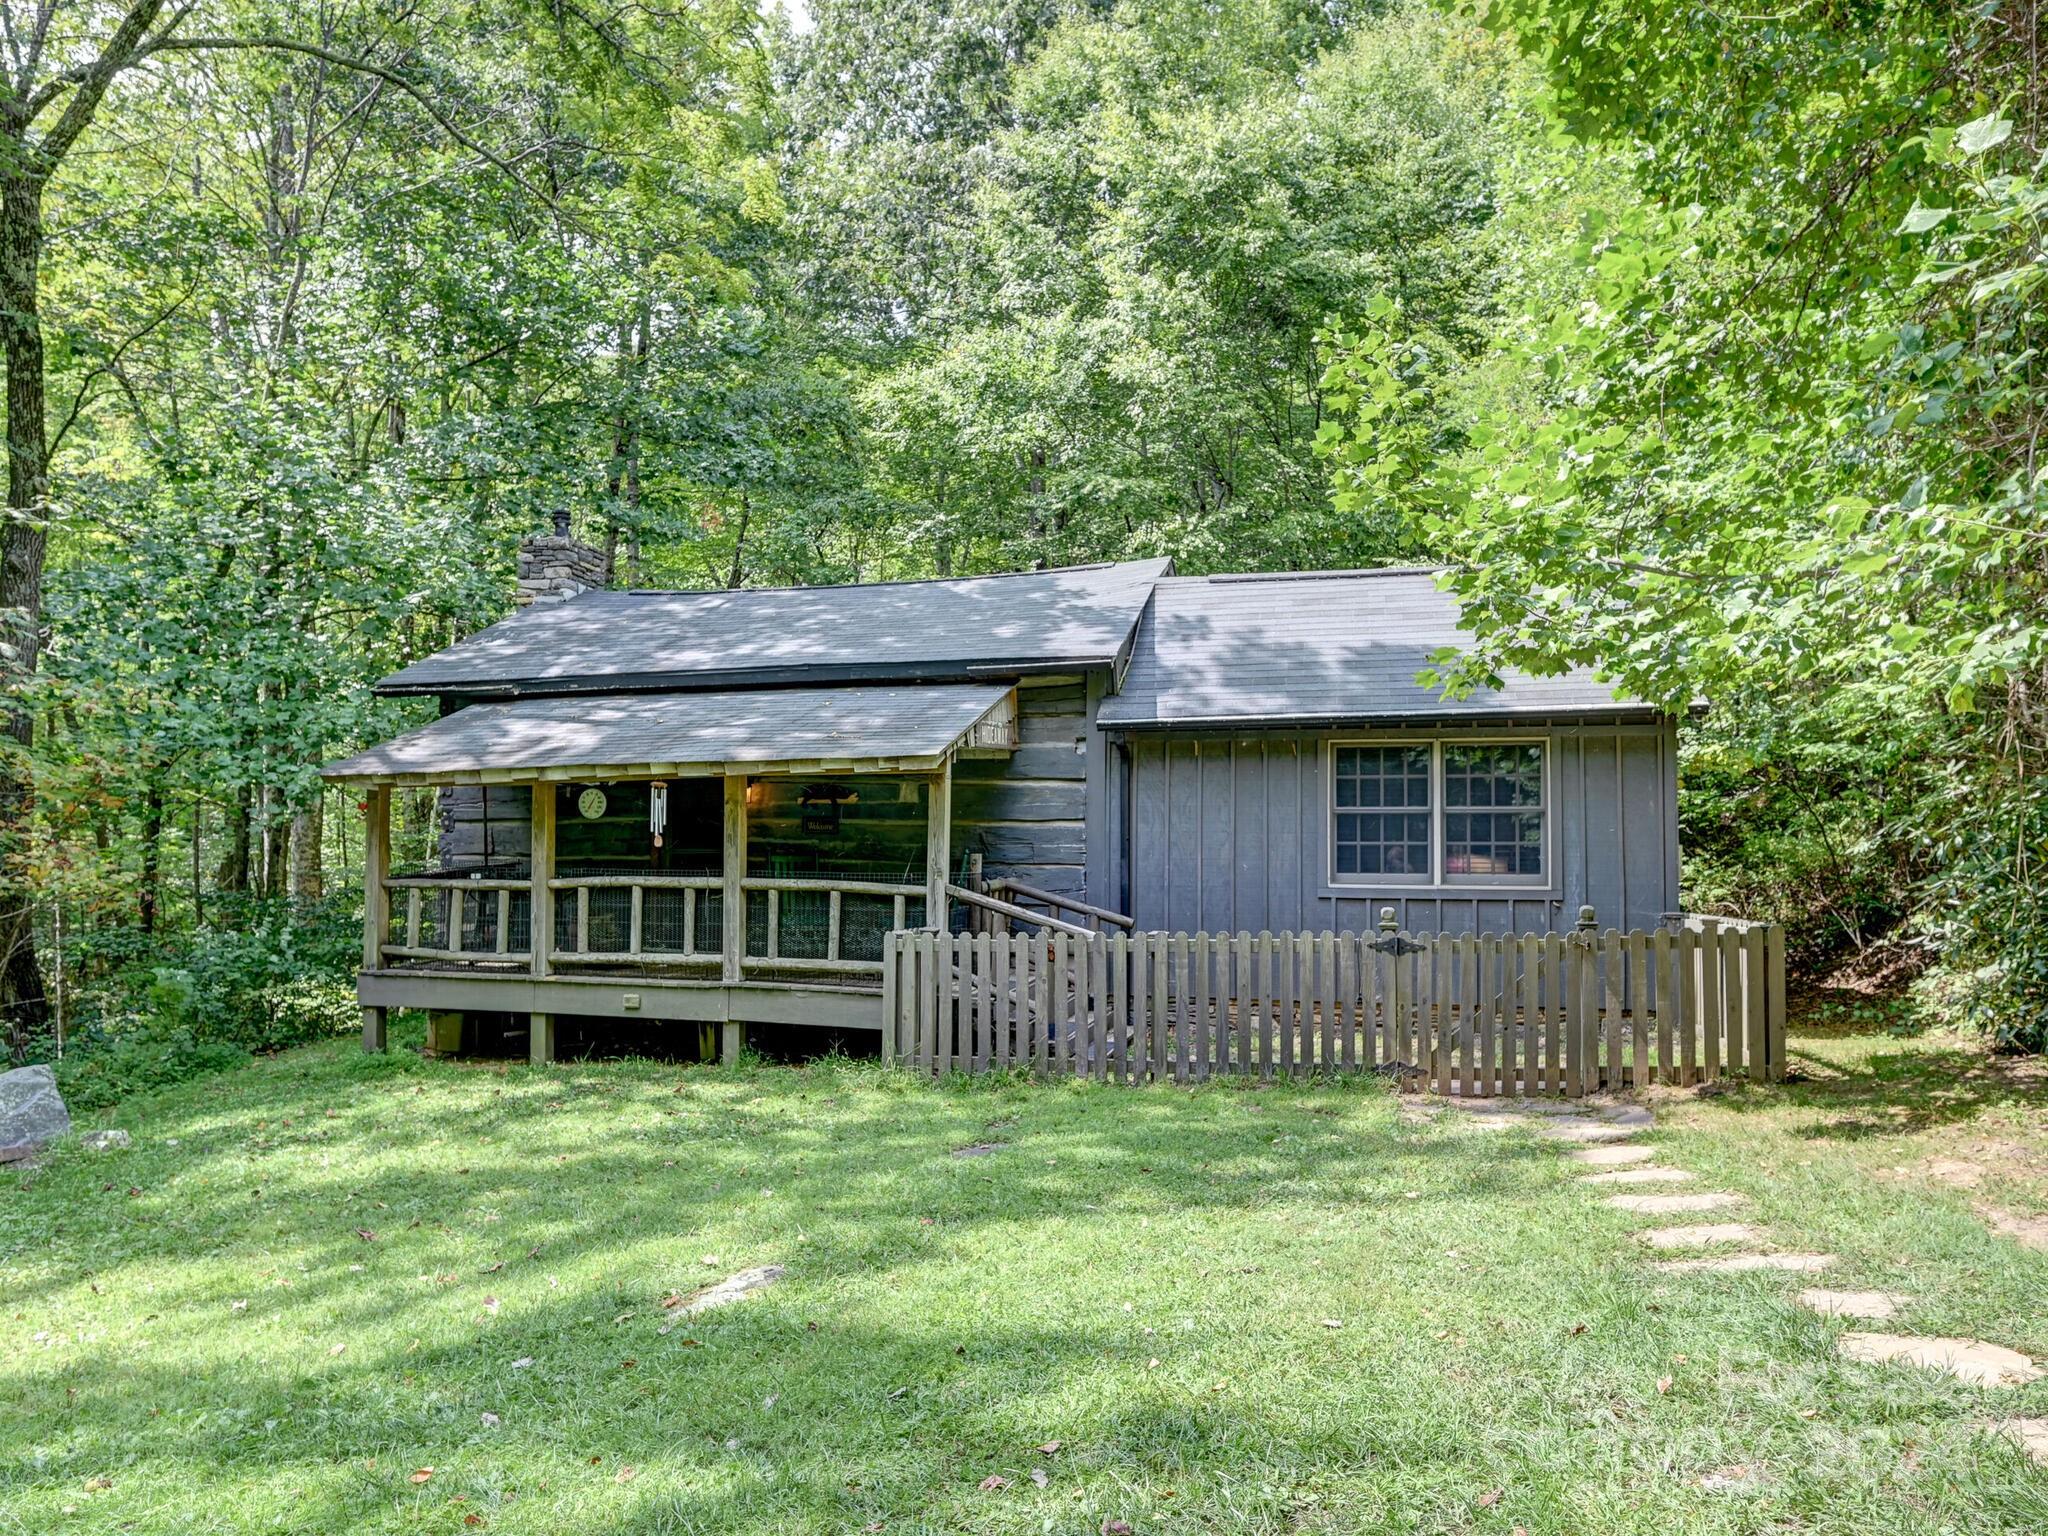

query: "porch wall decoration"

left=650, top=780, right=668, bottom=849
left=800, top=782, right=856, bottom=836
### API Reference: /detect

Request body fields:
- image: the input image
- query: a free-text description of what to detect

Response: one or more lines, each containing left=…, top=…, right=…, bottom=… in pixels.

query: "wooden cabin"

left=323, top=531, right=1681, bottom=1062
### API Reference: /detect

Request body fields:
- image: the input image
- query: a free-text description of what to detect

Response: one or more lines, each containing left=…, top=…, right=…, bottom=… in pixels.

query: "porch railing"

left=381, top=875, right=533, bottom=965
left=377, top=871, right=928, bottom=979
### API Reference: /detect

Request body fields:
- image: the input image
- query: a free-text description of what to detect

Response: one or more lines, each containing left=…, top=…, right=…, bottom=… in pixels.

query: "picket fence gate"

left=882, top=908, right=1785, bottom=1095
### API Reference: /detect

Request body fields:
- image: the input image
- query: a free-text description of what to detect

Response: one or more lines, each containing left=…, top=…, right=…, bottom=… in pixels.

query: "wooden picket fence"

left=882, top=909, right=1785, bottom=1095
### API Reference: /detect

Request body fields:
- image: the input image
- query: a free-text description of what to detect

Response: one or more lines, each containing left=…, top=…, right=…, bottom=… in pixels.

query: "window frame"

left=1325, top=734, right=1554, bottom=893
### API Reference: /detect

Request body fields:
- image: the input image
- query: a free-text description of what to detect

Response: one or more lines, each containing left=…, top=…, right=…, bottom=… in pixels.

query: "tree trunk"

left=218, top=788, right=252, bottom=893
left=0, top=167, right=51, bottom=1052
left=139, top=776, right=164, bottom=935
left=290, top=793, right=323, bottom=901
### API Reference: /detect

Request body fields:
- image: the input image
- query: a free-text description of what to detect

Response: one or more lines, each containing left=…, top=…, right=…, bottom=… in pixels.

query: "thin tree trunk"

left=218, top=788, right=252, bottom=893
left=0, top=168, right=51, bottom=1053
left=290, top=792, right=323, bottom=901
left=139, top=776, right=164, bottom=935
left=726, top=494, right=750, bottom=589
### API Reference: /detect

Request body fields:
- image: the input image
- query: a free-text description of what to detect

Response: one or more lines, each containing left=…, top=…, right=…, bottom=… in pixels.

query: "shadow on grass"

left=1694, top=1031, right=2048, bottom=1142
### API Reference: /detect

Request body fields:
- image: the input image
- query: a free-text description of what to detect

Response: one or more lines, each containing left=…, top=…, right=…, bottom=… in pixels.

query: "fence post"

left=1568, top=906, right=1597, bottom=1096
left=1377, top=908, right=1397, bottom=1072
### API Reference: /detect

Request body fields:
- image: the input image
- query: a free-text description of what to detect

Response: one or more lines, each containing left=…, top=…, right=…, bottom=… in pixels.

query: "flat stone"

left=1594, top=1105, right=1656, bottom=1129
left=950, top=1142, right=1002, bottom=1158
left=1606, top=1191, right=1745, bottom=1215
left=1639, top=1223, right=1761, bottom=1249
left=1991, top=1418, right=2048, bottom=1465
left=1837, top=1332, right=2042, bottom=1388
left=80, top=1129, right=130, bottom=1152
left=1579, top=1167, right=1696, bottom=1186
left=0, top=1064, right=68, bottom=1163
left=1655, top=1253, right=1836, bottom=1274
left=1570, top=1144, right=1657, bottom=1167
left=664, top=1264, right=785, bottom=1319
left=1797, top=1288, right=1904, bottom=1320
left=1536, top=1119, right=1642, bottom=1144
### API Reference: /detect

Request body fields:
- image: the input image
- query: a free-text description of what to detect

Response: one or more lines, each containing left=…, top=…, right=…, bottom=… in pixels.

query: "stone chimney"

left=515, top=508, right=609, bottom=606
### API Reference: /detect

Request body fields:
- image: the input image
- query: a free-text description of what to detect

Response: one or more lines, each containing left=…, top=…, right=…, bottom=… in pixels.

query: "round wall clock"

left=576, top=786, right=608, bottom=820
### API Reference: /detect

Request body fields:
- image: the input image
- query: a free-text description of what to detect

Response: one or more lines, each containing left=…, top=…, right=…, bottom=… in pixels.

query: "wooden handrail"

left=987, top=877, right=1134, bottom=930
left=946, top=883, right=1095, bottom=937
left=385, top=874, right=530, bottom=892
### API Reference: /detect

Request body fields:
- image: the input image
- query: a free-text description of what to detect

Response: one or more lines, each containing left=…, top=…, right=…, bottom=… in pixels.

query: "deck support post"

left=721, top=1021, right=741, bottom=1066
left=925, top=760, right=951, bottom=932
left=722, top=773, right=748, bottom=985
left=530, top=1011, right=555, bottom=1065
left=360, top=785, right=391, bottom=1052
left=530, top=783, right=556, bottom=980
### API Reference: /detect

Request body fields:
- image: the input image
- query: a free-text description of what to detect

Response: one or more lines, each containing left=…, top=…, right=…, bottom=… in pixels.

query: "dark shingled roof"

left=377, top=559, right=1172, bottom=697
left=323, top=684, right=1016, bottom=783
left=1096, top=570, right=1645, bottom=728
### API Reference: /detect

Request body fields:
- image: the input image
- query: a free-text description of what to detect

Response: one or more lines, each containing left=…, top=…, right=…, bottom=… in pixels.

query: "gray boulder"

left=0, top=1063, right=70, bottom=1163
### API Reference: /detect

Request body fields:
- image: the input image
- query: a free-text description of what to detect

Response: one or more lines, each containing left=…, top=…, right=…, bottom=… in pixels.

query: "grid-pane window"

left=1333, top=746, right=1432, bottom=878
left=1443, top=744, right=1544, bottom=878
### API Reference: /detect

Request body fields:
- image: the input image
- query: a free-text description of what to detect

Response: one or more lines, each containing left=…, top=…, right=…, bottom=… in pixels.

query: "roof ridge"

left=1164, top=565, right=1447, bottom=585
left=613, top=557, right=1167, bottom=599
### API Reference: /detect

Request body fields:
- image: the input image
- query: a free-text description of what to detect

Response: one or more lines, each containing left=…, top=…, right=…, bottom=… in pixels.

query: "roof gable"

left=380, top=559, right=1172, bottom=697
left=1097, top=570, right=1643, bottom=727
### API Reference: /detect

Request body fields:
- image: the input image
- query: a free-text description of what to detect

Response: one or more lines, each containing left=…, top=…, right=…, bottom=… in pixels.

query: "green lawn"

left=4, top=1019, right=2046, bottom=1535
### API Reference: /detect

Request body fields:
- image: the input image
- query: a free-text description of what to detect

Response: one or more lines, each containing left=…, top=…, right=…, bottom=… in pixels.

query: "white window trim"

left=1326, top=735, right=1554, bottom=893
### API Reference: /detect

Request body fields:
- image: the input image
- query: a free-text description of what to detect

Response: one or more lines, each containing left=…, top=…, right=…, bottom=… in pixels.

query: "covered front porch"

left=326, top=683, right=1034, bottom=1062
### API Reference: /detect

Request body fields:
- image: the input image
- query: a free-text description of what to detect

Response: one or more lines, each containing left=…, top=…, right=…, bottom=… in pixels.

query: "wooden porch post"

left=926, top=760, right=952, bottom=933
left=720, top=772, right=748, bottom=1065
left=530, top=782, right=556, bottom=1065
left=360, top=784, right=390, bottom=1052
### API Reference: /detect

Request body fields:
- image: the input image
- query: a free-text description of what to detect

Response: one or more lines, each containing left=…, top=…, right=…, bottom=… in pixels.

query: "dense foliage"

left=5, top=0, right=2043, bottom=1081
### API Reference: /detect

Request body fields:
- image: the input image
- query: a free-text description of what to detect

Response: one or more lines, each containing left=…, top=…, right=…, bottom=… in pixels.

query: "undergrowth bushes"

left=34, top=896, right=361, bottom=1109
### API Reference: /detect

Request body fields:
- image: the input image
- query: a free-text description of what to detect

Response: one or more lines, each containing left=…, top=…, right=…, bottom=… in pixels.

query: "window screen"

left=1442, top=744, right=1544, bottom=878
left=1333, top=745, right=1432, bottom=878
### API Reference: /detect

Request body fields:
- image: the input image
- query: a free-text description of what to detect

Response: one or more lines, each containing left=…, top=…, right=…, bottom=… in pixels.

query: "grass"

left=3, top=1016, right=2046, bottom=1535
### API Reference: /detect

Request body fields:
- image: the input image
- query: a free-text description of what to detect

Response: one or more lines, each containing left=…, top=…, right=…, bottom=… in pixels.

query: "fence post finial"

left=1378, top=907, right=1397, bottom=934
left=1576, top=904, right=1598, bottom=933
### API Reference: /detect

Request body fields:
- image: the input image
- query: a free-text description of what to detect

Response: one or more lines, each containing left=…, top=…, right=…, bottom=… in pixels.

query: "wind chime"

left=649, top=780, right=668, bottom=853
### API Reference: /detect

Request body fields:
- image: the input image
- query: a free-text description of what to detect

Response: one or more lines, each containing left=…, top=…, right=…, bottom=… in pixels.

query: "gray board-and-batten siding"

left=1117, top=720, right=1680, bottom=937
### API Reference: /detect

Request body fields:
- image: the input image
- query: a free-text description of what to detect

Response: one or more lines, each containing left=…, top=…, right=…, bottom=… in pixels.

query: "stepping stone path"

left=1639, top=1222, right=1761, bottom=1249
left=1606, top=1191, right=1743, bottom=1215
left=1655, top=1252, right=1835, bottom=1275
left=1580, top=1166, right=1696, bottom=1186
left=1797, top=1288, right=1902, bottom=1321
left=1836, top=1332, right=2043, bottom=1388
left=1446, top=1092, right=2048, bottom=1409
left=1570, top=1143, right=1656, bottom=1167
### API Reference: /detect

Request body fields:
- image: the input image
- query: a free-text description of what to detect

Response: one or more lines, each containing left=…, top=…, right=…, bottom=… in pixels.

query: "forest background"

left=3, top=0, right=2041, bottom=1101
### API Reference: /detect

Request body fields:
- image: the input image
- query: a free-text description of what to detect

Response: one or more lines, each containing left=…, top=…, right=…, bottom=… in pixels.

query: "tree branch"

left=140, top=34, right=562, bottom=213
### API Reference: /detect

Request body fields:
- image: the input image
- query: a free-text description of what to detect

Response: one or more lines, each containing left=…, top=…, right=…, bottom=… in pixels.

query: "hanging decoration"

left=649, top=780, right=668, bottom=849
left=799, top=782, right=856, bottom=836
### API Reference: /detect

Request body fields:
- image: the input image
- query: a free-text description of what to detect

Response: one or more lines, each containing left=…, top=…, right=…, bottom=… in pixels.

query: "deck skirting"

left=356, top=968, right=885, bottom=1032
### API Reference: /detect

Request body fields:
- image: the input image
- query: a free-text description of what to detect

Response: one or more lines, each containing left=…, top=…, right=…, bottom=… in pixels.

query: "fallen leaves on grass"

left=978, top=1475, right=1009, bottom=1491
left=1477, top=1489, right=1501, bottom=1508
left=409, top=1469, right=434, bottom=1484
left=1657, top=1376, right=1673, bottom=1395
left=613, top=1466, right=637, bottom=1484
left=1035, top=1441, right=1061, bottom=1456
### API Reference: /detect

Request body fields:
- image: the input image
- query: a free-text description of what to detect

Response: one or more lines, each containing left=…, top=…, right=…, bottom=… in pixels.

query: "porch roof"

left=321, top=683, right=1015, bottom=785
